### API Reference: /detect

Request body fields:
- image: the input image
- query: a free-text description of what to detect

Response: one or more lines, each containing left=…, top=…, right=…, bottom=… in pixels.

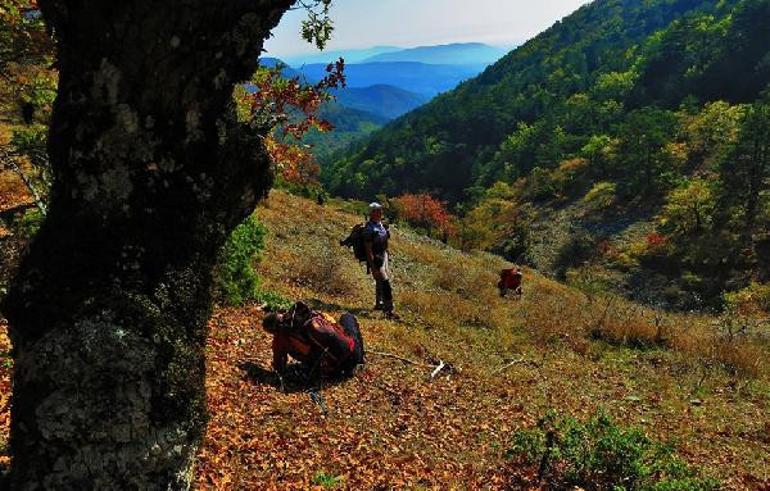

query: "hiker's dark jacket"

left=272, top=312, right=356, bottom=374
left=364, top=220, right=390, bottom=256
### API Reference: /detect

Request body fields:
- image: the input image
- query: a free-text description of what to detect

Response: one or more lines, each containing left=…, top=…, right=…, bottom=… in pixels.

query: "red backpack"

left=499, top=268, right=523, bottom=289
left=285, top=303, right=355, bottom=366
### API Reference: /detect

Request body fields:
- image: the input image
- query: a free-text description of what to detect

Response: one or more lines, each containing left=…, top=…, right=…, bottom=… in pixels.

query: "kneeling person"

left=498, top=266, right=523, bottom=298
left=262, top=301, right=365, bottom=379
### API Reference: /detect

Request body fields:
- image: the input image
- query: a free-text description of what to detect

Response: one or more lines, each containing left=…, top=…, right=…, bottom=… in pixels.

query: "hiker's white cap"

left=369, top=202, right=383, bottom=211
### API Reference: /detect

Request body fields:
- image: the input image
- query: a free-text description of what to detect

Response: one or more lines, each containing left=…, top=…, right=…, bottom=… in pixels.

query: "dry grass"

left=432, top=256, right=496, bottom=300
left=244, top=191, right=769, bottom=487
left=291, top=239, right=357, bottom=296
left=283, top=194, right=764, bottom=350
left=255, top=191, right=769, bottom=384
left=713, top=340, right=766, bottom=378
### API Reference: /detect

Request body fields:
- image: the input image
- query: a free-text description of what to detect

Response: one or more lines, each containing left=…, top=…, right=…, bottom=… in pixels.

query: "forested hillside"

left=333, top=84, right=428, bottom=120
left=326, top=0, right=770, bottom=310
left=302, top=102, right=387, bottom=161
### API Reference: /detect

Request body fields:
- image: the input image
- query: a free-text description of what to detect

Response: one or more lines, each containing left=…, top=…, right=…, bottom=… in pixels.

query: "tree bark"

left=1, top=1, right=293, bottom=488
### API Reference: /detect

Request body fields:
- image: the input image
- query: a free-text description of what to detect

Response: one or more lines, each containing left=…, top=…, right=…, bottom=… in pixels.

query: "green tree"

left=660, top=178, right=715, bottom=236
left=616, top=108, right=679, bottom=195
left=682, top=101, right=745, bottom=168
left=580, top=134, right=615, bottom=178
left=720, top=100, right=770, bottom=253
left=591, top=70, right=636, bottom=103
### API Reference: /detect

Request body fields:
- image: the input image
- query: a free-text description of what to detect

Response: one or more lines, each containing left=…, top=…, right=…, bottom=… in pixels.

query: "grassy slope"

left=196, top=192, right=768, bottom=488
left=1, top=191, right=768, bottom=488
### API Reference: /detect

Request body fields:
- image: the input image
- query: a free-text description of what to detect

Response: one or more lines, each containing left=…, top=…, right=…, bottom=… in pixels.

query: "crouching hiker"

left=262, top=301, right=365, bottom=386
left=498, top=266, right=523, bottom=298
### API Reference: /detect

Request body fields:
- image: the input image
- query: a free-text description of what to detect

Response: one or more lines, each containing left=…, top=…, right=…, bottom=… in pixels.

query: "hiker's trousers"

left=338, top=313, right=365, bottom=373
left=372, top=252, right=394, bottom=312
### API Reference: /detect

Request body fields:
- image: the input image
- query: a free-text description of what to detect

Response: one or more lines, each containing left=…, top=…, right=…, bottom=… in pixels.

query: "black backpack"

left=340, top=224, right=368, bottom=262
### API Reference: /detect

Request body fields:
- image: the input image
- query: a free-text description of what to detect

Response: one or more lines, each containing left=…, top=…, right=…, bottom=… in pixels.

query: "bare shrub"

left=432, top=255, right=498, bottom=301
left=707, top=310, right=769, bottom=377
left=590, top=303, right=663, bottom=348
left=401, top=288, right=509, bottom=332
left=712, top=340, right=765, bottom=378
left=293, top=240, right=356, bottom=295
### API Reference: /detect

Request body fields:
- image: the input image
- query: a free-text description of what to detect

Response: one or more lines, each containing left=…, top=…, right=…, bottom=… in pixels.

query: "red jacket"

left=499, top=268, right=523, bottom=289
left=272, top=312, right=356, bottom=374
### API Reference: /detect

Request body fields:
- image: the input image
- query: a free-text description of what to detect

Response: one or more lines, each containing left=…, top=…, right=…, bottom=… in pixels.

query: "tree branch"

left=0, top=147, right=47, bottom=215
left=366, top=348, right=452, bottom=379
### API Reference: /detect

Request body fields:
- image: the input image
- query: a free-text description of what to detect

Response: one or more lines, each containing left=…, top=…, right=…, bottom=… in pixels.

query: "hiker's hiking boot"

left=373, top=303, right=384, bottom=311
left=385, top=310, right=400, bottom=320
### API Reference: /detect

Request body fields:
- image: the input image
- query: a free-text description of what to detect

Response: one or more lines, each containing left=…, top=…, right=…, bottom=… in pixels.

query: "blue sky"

left=265, top=0, right=590, bottom=57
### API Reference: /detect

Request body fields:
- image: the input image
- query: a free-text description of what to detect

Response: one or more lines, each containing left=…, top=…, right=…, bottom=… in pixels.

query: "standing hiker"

left=262, top=301, right=365, bottom=382
left=364, top=202, right=397, bottom=318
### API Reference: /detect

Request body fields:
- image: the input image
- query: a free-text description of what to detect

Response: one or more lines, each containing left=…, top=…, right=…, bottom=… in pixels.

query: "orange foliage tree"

left=1, top=0, right=57, bottom=212
left=234, top=59, right=345, bottom=187
left=391, top=193, right=457, bottom=241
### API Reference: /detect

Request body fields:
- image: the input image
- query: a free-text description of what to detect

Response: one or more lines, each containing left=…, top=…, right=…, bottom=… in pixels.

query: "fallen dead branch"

left=430, top=360, right=446, bottom=379
left=366, top=349, right=453, bottom=379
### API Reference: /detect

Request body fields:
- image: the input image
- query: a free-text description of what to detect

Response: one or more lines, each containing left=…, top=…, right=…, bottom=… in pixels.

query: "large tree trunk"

left=1, top=1, right=293, bottom=488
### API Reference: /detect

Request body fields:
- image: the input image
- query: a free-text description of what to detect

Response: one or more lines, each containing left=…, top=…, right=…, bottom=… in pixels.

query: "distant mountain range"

left=296, top=61, right=485, bottom=98
left=259, top=57, right=301, bottom=78
left=332, top=85, right=429, bottom=120
left=258, top=58, right=432, bottom=120
left=259, top=42, right=512, bottom=160
left=362, top=42, right=509, bottom=65
left=278, top=42, right=508, bottom=67
left=281, top=46, right=401, bottom=66
left=262, top=42, right=510, bottom=112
